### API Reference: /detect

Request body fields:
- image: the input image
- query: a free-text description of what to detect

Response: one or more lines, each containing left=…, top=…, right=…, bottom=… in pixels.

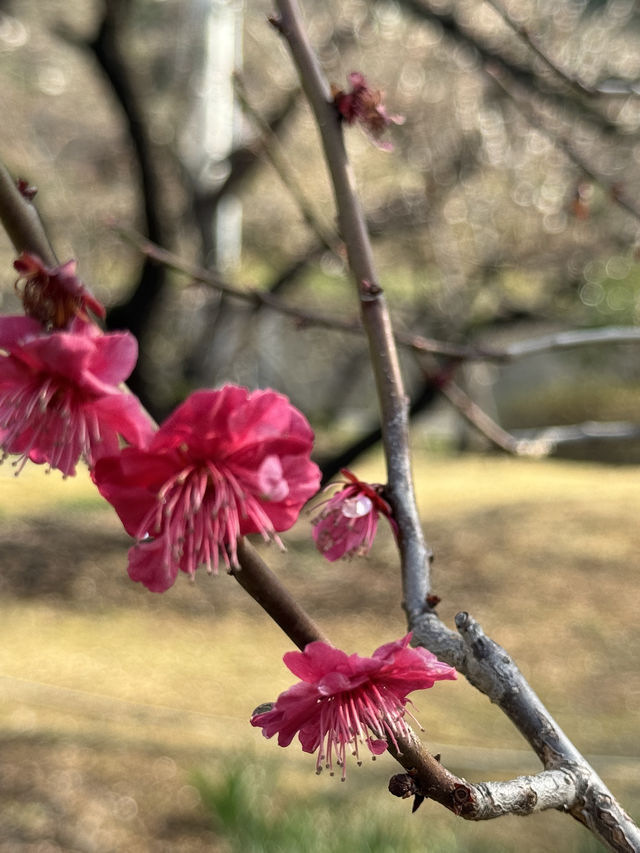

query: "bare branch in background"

left=482, top=0, right=597, bottom=96
left=116, top=226, right=484, bottom=358
left=120, top=226, right=640, bottom=361
left=391, top=0, right=621, bottom=133
left=233, top=74, right=340, bottom=256
left=437, top=379, right=544, bottom=456
left=484, top=62, right=640, bottom=226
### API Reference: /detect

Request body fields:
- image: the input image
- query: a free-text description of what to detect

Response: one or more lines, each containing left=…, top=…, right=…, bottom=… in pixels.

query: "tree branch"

left=267, top=3, right=640, bottom=848
left=233, top=541, right=592, bottom=828
left=482, top=0, right=597, bottom=97
left=232, top=538, right=330, bottom=649
left=0, top=160, right=57, bottom=266
left=276, top=2, right=434, bottom=621
left=438, top=379, right=544, bottom=456
left=234, top=535, right=637, bottom=846
left=393, top=0, right=619, bottom=134
left=117, top=229, right=640, bottom=367
left=409, top=610, right=640, bottom=850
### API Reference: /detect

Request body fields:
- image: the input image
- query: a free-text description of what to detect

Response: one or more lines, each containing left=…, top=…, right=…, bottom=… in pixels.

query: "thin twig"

left=501, top=325, right=640, bottom=358
left=0, top=160, right=57, bottom=265
left=483, top=0, right=596, bottom=96
left=438, top=380, right=545, bottom=456
left=485, top=62, right=640, bottom=225
left=233, top=73, right=340, bottom=255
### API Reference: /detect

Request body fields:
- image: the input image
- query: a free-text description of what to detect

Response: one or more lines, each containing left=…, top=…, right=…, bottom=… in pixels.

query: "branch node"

left=359, top=278, right=383, bottom=301
left=268, top=14, right=285, bottom=33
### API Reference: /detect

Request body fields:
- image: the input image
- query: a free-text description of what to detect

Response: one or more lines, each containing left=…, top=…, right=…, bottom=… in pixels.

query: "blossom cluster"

left=2, top=250, right=456, bottom=779
left=1, top=253, right=321, bottom=591
left=1, top=254, right=151, bottom=477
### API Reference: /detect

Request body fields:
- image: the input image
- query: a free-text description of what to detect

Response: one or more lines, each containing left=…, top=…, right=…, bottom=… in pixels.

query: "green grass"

left=195, top=764, right=511, bottom=853
left=0, top=452, right=638, bottom=850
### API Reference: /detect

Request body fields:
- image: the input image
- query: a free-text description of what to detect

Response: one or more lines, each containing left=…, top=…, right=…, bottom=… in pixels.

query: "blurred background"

left=1, top=0, right=639, bottom=850
left=3, top=0, right=640, bottom=454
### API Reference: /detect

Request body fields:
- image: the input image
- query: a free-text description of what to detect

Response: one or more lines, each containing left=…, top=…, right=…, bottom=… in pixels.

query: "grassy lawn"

left=0, top=452, right=638, bottom=851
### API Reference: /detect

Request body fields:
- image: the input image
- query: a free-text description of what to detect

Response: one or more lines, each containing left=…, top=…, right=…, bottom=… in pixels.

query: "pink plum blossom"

left=92, top=385, right=321, bottom=593
left=312, top=469, right=396, bottom=561
left=251, top=633, right=457, bottom=779
left=14, top=252, right=105, bottom=328
left=0, top=315, right=153, bottom=477
left=332, top=72, right=404, bottom=151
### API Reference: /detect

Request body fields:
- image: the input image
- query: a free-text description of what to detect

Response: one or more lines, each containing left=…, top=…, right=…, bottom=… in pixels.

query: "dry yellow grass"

left=0, top=453, right=638, bottom=850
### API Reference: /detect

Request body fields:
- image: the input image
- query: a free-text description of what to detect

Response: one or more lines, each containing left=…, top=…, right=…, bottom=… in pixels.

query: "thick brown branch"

left=231, top=538, right=329, bottom=650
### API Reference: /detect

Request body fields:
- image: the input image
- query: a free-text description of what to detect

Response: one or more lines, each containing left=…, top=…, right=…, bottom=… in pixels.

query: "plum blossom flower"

left=14, top=252, right=105, bottom=328
left=312, top=469, right=396, bottom=561
left=0, top=315, right=153, bottom=477
left=332, top=72, right=404, bottom=151
left=92, top=385, right=321, bottom=593
left=251, top=634, right=456, bottom=779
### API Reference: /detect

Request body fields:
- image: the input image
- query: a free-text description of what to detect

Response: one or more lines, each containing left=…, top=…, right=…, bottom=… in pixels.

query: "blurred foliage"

left=2, top=0, right=640, bottom=429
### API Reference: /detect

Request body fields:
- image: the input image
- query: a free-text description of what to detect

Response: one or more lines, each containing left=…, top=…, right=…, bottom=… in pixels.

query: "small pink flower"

left=332, top=72, right=404, bottom=151
left=14, top=252, right=105, bottom=328
left=92, top=385, right=321, bottom=592
left=251, top=634, right=456, bottom=779
left=312, top=469, right=396, bottom=561
left=0, top=315, right=153, bottom=477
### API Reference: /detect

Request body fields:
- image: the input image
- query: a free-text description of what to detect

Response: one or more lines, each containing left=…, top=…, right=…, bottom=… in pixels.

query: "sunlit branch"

left=501, top=325, right=640, bottom=357
left=511, top=420, right=640, bottom=452
left=389, top=746, right=580, bottom=820
left=440, top=381, right=640, bottom=458
left=438, top=380, right=545, bottom=457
